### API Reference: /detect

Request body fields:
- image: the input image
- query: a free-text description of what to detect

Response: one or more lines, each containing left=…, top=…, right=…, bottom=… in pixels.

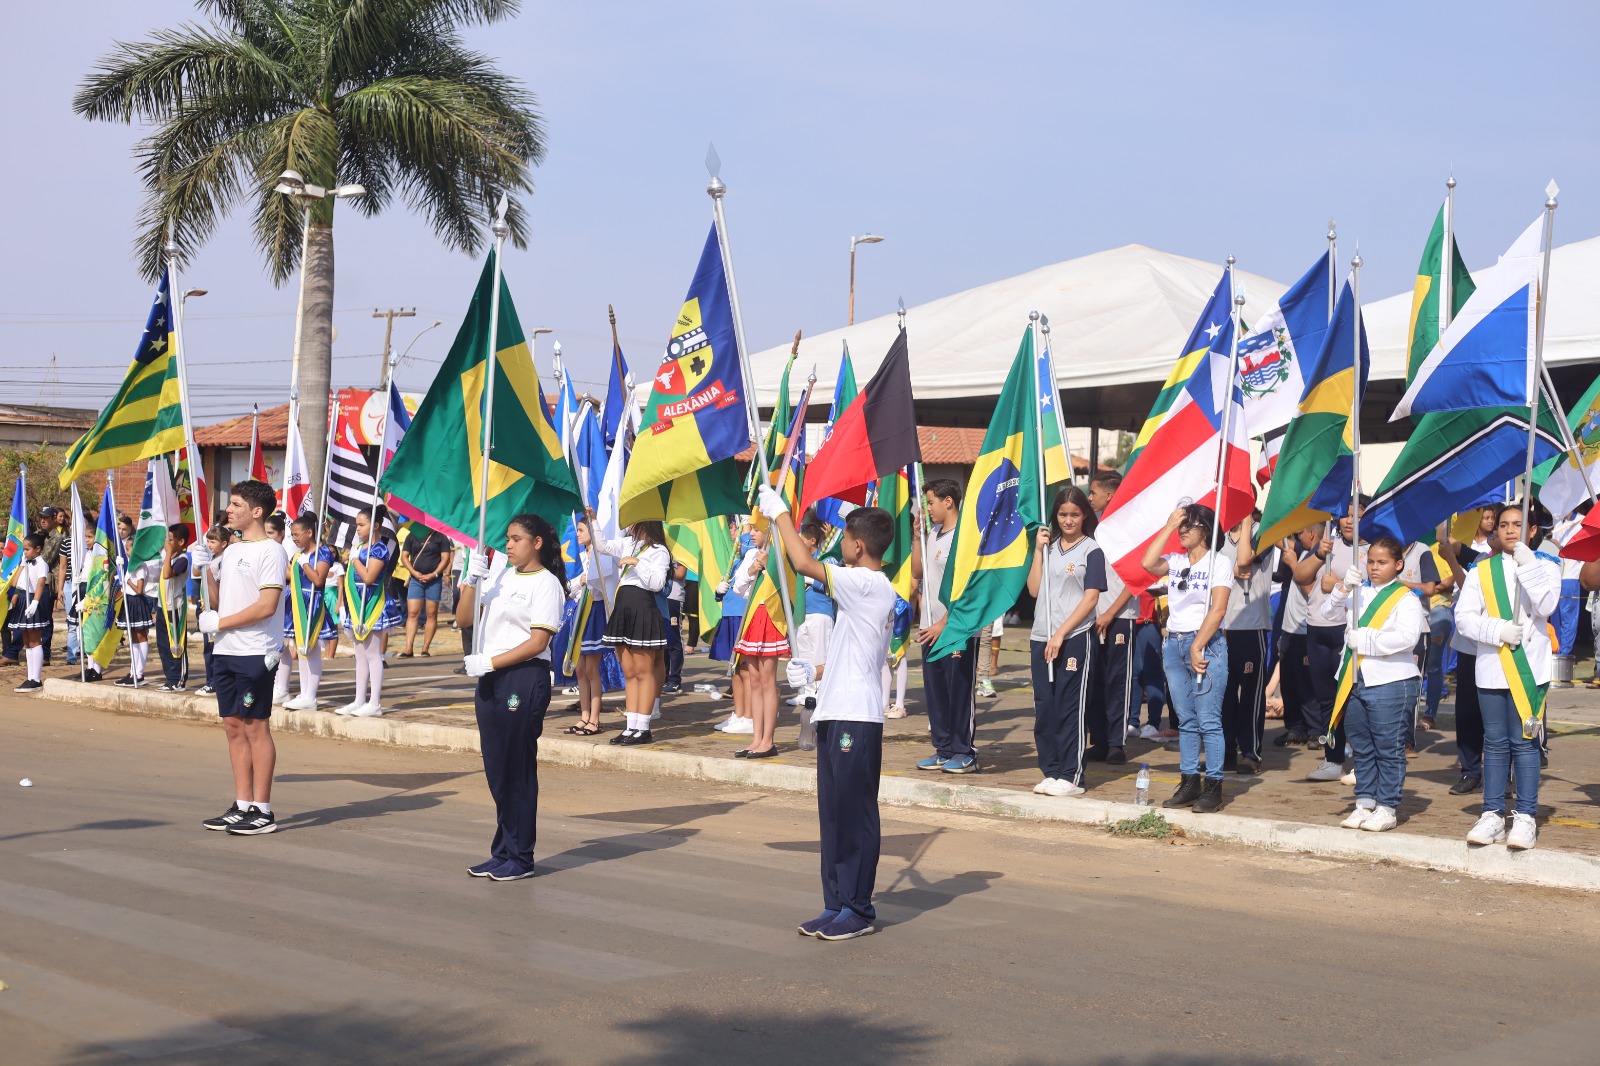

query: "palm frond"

left=131, top=123, right=265, bottom=280
left=74, top=23, right=295, bottom=124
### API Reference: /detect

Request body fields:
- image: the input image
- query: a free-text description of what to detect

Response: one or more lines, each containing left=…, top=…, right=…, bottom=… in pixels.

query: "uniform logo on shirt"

left=1065, top=657, right=1079, bottom=672
left=1064, top=562, right=1078, bottom=575
left=840, top=731, right=854, bottom=752
left=1244, top=661, right=1255, bottom=674
left=242, top=693, right=255, bottom=709
left=507, top=693, right=521, bottom=712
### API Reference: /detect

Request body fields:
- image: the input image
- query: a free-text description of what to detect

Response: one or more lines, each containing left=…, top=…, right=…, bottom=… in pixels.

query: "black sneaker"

left=113, top=675, right=139, bottom=688
left=163, top=682, right=186, bottom=692
left=227, top=807, right=277, bottom=835
left=661, top=681, right=683, bottom=694
left=1449, top=774, right=1482, bottom=796
left=13, top=678, right=42, bottom=693
left=197, top=685, right=216, bottom=695
left=202, top=804, right=248, bottom=831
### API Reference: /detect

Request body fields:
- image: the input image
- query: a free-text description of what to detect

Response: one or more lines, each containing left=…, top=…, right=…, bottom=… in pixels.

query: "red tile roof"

left=916, top=427, right=1102, bottom=472
left=196, top=404, right=290, bottom=448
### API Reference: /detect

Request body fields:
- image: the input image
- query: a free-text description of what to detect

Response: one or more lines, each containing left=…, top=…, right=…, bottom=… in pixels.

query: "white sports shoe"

left=788, top=695, right=807, bottom=707
left=1340, top=805, right=1374, bottom=829
left=272, top=690, right=289, bottom=705
left=350, top=702, right=384, bottom=718
left=1466, top=811, right=1507, bottom=845
left=1039, top=778, right=1085, bottom=798
left=1032, top=778, right=1054, bottom=795
left=713, top=714, right=736, bottom=731
left=1361, top=806, right=1398, bottom=832
left=1506, top=812, right=1538, bottom=850
left=1305, top=761, right=1346, bottom=782
left=284, top=695, right=315, bottom=712
left=1340, top=768, right=1357, bottom=787
left=724, top=716, right=754, bottom=735
left=1139, top=724, right=1161, bottom=741
left=334, top=701, right=363, bottom=716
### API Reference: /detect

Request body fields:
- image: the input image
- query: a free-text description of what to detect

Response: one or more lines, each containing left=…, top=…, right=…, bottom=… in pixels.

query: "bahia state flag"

left=1534, top=371, right=1600, bottom=520
left=1391, top=215, right=1544, bottom=422
left=1255, top=280, right=1368, bottom=549
left=929, top=326, right=1043, bottom=660
left=1235, top=252, right=1333, bottom=439
left=1097, top=269, right=1253, bottom=593
left=59, top=273, right=187, bottom=488
left=380, top=248, right=580, bottom=548
left=620, top=225, right=751, bottom=524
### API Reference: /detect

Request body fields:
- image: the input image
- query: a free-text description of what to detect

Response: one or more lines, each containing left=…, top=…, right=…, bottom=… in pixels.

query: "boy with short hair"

left=760, top=485, right=896, bottom=941
left=198, top=481, right=289, bottom=836
left=156, top=523, right=192, bottom=691
left=913, top=478, right=979, bottom=774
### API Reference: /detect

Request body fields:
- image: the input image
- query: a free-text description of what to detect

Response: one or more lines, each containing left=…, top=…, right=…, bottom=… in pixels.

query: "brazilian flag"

left=929, top=328, right=1042, bottom=659
left=380, top=249, right=580, bottom=548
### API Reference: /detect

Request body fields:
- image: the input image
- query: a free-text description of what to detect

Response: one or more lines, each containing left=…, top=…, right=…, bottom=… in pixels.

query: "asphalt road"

left=3, top=698, right=1599, bottom=1065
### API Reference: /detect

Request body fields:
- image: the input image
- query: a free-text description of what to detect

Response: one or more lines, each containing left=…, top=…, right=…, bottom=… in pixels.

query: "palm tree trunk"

left=298, top=223, right=336, bottom=500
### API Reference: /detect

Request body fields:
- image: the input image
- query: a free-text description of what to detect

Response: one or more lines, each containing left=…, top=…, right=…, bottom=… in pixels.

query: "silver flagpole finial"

left=1028, top=310, right=1039, bottom=323
left=1041, top=321, right=1051, bottom=337
left=807, top=364, right=818, bottom=386
left=1327, top=218, right=1337, bottom=241
left=490, top=194, right=510, bottom=240
left=1352, top=246, right=1363, bottom=271
left=1226, top=254, right=1236, bottom=267
left=706, top=144, right=725, bottom=199
left=1446, top=174, right=1456, bottom=191
left=1235, top=293, right=1246, bottom=308
left=1546, top=179, right=1560, bottom=207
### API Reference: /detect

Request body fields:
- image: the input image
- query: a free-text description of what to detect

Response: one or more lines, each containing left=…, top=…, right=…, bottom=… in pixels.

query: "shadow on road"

left=0, top=818, right=167, bottom=843
left=275, top=770, right=475, bottom=792
left=573, top=799, right=749, bottom=827
left=539, top=827, right=699, bottom=876
left=278, top=789, right=458, bottom=830
left=608, top=1006, right=935, bottom=1065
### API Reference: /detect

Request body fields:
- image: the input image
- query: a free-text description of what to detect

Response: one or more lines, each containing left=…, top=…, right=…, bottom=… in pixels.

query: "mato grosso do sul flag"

left=59, top=273, right=187, bottom=488
left=380, top=248, right=580, bottom=548
left=620, top=224, right=751, bottom=525
left=929, top=327, right=1043, bottom=660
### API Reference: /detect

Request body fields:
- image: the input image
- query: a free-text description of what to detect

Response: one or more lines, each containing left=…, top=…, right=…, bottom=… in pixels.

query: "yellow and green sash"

left=290, top=550, right=327, bottom=655
left=564, top=587, right=593, bottom=674
left=1329, top=581, right=1409, bottom=732
left=1478, top=554, right=1547, bottom=737
left=157, top=560, right=186, bottom=655
left=344, top=548, right=384, bottom=641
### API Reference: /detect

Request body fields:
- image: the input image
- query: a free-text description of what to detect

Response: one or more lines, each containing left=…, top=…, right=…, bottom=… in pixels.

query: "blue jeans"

left=1133, top=621, right=1167, bottom=729
left=1480, top=688, right=1541, bottom=817
left=1424, top=605, right=1451, bottom=717
left=1346, top=677, right=1417, bottom=811
left=1164, top=631, right=1227, bottom=780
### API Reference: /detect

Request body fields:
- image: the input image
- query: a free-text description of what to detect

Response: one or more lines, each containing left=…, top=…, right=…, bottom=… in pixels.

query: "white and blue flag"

left=1236, top=252, right=1332, bottom=438
left=1391, top=215, right=1543, bottom=422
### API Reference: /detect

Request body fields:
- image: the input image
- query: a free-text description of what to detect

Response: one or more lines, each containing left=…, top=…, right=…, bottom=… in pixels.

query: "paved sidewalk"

left=28, top=630, right=1600, bottom=859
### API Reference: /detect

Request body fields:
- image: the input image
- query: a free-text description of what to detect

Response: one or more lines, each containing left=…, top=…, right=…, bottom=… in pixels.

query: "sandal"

left=398, top=651, right=414, bottom=658
left=420, top=650, right=431, bottom=657
left=564, top=722, right=603, bottom=736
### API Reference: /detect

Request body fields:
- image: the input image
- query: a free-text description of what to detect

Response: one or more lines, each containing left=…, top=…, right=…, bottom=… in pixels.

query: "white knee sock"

left=274, top=652, right=291, bottom=698
left=362, top=637, right=385, bottom=704
left=25, top=644, right=42, bottom=682
left=299, top=644, right=323, bottom=700
left=894, top=657, right=907, bottom=707
left=129, top=641, right=148, bottom=679
left=351, top=642, right=369, bottom=706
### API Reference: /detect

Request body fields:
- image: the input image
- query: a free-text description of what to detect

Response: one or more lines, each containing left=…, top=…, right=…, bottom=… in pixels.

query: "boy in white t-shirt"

left=760, top=485, right=896, bottom=942
left=197, top=481, right=289, bottom=836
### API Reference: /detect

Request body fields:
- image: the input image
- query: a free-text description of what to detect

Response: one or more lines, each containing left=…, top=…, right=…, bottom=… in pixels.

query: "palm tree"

left=74, top=0, right=545, bottom=493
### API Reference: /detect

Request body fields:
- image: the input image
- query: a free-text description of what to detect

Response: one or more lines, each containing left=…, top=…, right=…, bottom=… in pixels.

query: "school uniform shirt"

left=1029, top=536, right=1107, bottom=641
left=812, top=564, right=897, bottom=725
left=1162, top=551, right=1226, bottom=634
left=188, top=541, right=211, bottom=583
left=1100, top=550, right=1139, bottom=621
left=1276, top=549, right=1310, bottom=636
left=597, top=536, right=669, bottom=594
left=16, top=557, right=48, bottom=606
left=162, top=551, right=190, bottom=609
left=1222, top=539, right=1275, bottom=631
left=924, top=525, right=956, bottom=626
left=123, top=558, right=161, bottom=599
left=730, top=546, right=764, bottom=600
left=1454, top=552, right=1560, bottom=687
left=1306, top=536, right=1366, bottom=627
left=1400, top=543, right=1441, bottom=599
left=1318, top=578, right=1425, bottom=685
left=477, top=565, right=565, bottom=661
left=214, top=539, right=289, bottom=657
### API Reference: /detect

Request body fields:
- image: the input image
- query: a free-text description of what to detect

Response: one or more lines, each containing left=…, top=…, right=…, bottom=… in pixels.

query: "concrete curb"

left=38, top=679, right=1600, bottom=894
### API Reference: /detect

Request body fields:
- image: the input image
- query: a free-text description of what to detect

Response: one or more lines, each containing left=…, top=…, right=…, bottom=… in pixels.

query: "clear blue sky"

left=5, top=0, right=1597, bottom=425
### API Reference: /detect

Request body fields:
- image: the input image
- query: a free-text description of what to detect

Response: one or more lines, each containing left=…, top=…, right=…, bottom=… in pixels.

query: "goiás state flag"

left=620, top=224, right=751, bottom=524
left=928, top=326, right=1043, bottom=660
left=799, top=328, right=921, bottom=514
left=1096, top=268, right=1254, bottom=593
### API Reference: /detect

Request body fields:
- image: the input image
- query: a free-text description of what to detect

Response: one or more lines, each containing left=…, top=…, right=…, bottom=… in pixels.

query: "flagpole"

left=281, top=390, right=298, bottom=513
left=1326, top=221, right=1338, bottom=319
left=358, top=350, right=400, bottom=641
left=1028, top=311, right=1055, bottom=682
left=1349, top=252, right=1365, bottom=640
left=1538, top=365, right=1600, bottom=508
left=706, top=161, right=797, bottom=641
left=1441, top=177, right=1456, bottom=333
left=470, top=198, right=512, bottom=654
left=70, top=484, right=84, bottom=684
left=1523, top=182, right=1560, bottom=534
left=316, top=390, right=337, bottom=543
left=163, top=231, right=209, bottom=633
left=1207, top=257, right=1243, bottom=556
left=109, top=471, right=138, bottom=688
left=1040, top=315, right=1071, bottom=476
left=249, top=403, right=260, bottom=475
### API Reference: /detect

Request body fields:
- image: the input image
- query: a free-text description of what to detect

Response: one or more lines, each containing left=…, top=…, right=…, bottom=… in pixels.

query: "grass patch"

left=1106, top=811, right=1182, bottom=839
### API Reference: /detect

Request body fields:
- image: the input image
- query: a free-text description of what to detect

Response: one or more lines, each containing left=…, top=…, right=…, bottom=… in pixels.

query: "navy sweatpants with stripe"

left=1032, top=633, right=1094, bottom=785
left=816, top=720, right=882, bottom=920
left=475, top=660, right=551, bottom=868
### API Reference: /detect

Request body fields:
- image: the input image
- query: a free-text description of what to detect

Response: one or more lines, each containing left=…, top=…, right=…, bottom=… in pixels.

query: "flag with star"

left=1037, top=329, right=1071, bottom=487
left=59, top=273, right=187, bottom=487
left=380, top=249, right=581, bottom=549
left=619, top=224, right=751, bottom=524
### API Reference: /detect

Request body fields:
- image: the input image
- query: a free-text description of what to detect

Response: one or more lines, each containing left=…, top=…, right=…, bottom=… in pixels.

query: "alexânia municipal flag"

left=59, top=272, right=187, bottom=488
left=930, top=326, right=1043, bottom=660
left=380, top=248, right=580, bottom=548
left=619, top=224, right=751, bottom=525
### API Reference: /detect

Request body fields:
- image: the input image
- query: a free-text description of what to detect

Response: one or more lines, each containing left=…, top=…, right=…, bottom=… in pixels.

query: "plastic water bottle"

left=1134, top=764, right=1151, bottom=807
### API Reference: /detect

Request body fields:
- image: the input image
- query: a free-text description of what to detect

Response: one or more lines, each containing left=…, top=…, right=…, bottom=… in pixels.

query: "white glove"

left=462, top=552, right=492, bottom=588
left=263, top=649, right=280, bottom=672
left=1499, top=621, right=1524, bottom=647
left=786, top=660, right=816, bottom=689
left=198, top=610, right=220, bottom=636
left=464, top=653, right=494, bottom=678
left=757, top=484, right=789, bottom=521
left=1343, top=566, right=1364, bottom=588
left=1344, top=629, right=1361, bottom=652
left=1513, top=542, right=1536, bottom=568
left=24, top=601, right=37, bottom=619
left=715, top=579, right=731, bottom=596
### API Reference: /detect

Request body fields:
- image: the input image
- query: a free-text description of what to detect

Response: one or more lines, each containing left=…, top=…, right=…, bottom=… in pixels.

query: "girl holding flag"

left=593, top=517, right=671, bottom=745
left=1457, top=501, right=1558, bottom=851
left=339, top=505, right=403, bottom=717
left=566, top=524, right=611, bottom=737
left=283, top=513, right=336, bottom=711
left=1318, top=536, right=1424, bottom=832
left=729, top=520, right=787, bottom=758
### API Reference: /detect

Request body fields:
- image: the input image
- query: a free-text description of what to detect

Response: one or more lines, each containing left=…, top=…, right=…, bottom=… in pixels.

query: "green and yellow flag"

left=59, top=273, right=186, bottom=488
left=879, top=467, right=916, bottom=604
left=380, top=249, right=580, bottom=549
left=667, top=517, right=736, bottom=634
left=82, top=485, right=125, bottom=671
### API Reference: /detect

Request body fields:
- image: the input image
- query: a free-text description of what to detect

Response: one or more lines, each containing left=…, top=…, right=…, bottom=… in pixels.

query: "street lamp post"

left=848, top=234, right=885, bottom=325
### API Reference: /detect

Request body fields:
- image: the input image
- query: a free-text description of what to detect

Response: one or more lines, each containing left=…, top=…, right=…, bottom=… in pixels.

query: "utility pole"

left=372, top=307, right=416, bottom=388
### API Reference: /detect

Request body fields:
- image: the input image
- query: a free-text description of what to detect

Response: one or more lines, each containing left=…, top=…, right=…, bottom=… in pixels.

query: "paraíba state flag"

left=1391, top=215, right=1544, bottom=422
left=620, top=224, right=751, bottom=525
left=380, top=249, right=580, bottom=548
left=59, top=273, right=187, bottom=488
left=799, top=328, right=921, bottom=513
left=929, top=326, right=1042, bottom=660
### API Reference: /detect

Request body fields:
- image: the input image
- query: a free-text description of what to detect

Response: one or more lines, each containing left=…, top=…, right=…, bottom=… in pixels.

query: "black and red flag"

left=799, top=328, right=920, bottom=514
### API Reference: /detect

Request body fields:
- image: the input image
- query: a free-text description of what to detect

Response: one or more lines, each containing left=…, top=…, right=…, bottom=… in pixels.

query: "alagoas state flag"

left=620, top=225, right=750, bottom=524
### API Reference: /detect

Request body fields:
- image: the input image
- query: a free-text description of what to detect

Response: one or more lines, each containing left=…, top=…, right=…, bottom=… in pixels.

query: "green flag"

left=930, top=328, right=1042, bottom=659
left=1406, top=204, right=1477, bottom=381
left=380, top=250, right=580, bottom=549
left=666, top=517, right=735, bottom=633
left=127, top=457, right=178, bottom=572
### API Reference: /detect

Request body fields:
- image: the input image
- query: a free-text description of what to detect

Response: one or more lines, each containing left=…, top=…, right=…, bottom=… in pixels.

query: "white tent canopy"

left=748, top=244, right=1287, bottom=430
